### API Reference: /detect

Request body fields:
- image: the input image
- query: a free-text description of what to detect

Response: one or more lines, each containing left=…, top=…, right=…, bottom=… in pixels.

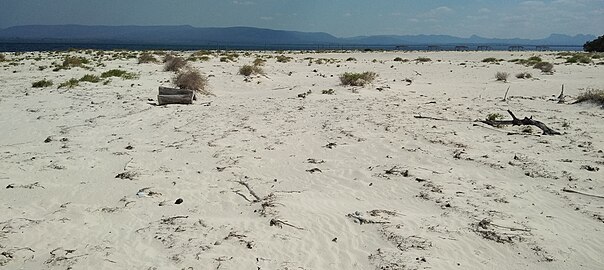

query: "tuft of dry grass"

left=164, top=56, right=188, bottom=72
left=138, top=52, right=158, bottom=64
left=495, top=72, right=509, bottom=82
left=340, top=72, right=377, bottom=86
left=575, top=89, right=604, bottom=106
left=0, top=53, right=6, bottom=62
left=173, top=68, right=211, bottom=95
left=239, top=65, right=264, bottom=76
left=32, top=79, right=53, bottom=88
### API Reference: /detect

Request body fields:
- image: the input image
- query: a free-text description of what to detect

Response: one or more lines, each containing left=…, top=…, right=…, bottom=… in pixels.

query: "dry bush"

left=174, top=68, right=211, bottom=95
left=575, top=89, right=604, bottom=106
left=0, top=53, right=6, bottom=61
left=515, top=72, right=532, bottom=79
left=138, top=52, right=158, bottom=64
left=253, top=58, right=266, bottom=66
left=32, top=79, right=53, bottom=88
left=495, top=72, right=509, bottom=82
left=164, top=56, right=188, bottom=72
left=239, top=65, right=264, bottom=76
left=533, top=61, right=554, bottom=73
left=340, top=72, right=377, bottom=86
left=276, top=55, right=293, bottom=63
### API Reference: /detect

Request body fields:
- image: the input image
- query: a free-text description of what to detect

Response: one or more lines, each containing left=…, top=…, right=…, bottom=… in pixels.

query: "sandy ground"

left=0, top=50, right=603, bottom=270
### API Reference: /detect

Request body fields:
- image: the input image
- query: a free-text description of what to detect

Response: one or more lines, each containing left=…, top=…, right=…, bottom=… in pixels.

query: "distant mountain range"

left=0, top=25, right=596, bottom=46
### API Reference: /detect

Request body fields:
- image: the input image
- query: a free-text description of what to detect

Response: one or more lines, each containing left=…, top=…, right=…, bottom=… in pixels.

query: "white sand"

left=1, top=50, right=603, bottom=269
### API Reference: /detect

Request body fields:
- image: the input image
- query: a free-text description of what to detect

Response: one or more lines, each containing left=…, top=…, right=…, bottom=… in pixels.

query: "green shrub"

left=239, top=65, right=264, bottom=76
left=482, top=57, right=499, bottom=63
left=101, top=69, right=137, bottom=79
left=32, top=79, right=53, bottom=88
left=79, top=74, right=101, bottom=83
left=495, top=71, right=509, bottom=82
left=61, top=56, right=89, bottom=68
left=533, top=62, right=554, bottom=73
left=138, top=52, right=158, bottom=64
left=58, top=78, right=80, bottom=89
left=339, top=72, right=377, bottom=86
left=575, top=89, right=604, bottom=105
left=566, top=54, right=592, bottom=64
left=276, top=55, right=293, bottom=63
left=173, top=68, right=210, bottom=95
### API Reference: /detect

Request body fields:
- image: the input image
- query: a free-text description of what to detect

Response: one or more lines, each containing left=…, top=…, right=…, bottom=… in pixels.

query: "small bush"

left=482, top=57, right=499, bottom=63
left=415, top=57, right=431, bottom=62
left=32, top=79, right=53, bottom=88
left=163, top=54, right=176, bottom=63
left=339, top=72, right=377, bottom=86
left=79, top=74, right=101, bottom=83
left=276, top=55, right=293, bottom=63
left=393, top=57, right=404, bottom=62
left=164, top=57, right=188, bottom=72
left=515, top=72, right=532, bottom=79
left=239, top=65, right=264, bottom=76
left=138, top=52, right=158, bottom=64
left=533, top=62, right=554, bottom=73
left=58, top=78, right=80, bottom=89
left=346, top=57, right=356, bottom=62
left=495, top=72, right=509, bottom=82
left=62, top=56, right=89, bottom=68
left=527, top=56, right=542, bottom=62
left=173, top=68, right=210, bottom=95
left=322, top=89, right=335, bottom=95
left=566, top=54, right=591, bottom=64
left=0, top=53, right=5, bottom=62
left=253, top=58, right=266, bottom=66
left=486, top=113, right=504, bottom=121
left=101, top=69, right=137, bottom=79
left=575, top=89, right=604, bottom=105
left=521, top=126, right=533, bottom=134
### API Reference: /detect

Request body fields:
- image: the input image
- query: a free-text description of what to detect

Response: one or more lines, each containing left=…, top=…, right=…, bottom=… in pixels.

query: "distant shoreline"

left=0, top=42, right=584, bottom=52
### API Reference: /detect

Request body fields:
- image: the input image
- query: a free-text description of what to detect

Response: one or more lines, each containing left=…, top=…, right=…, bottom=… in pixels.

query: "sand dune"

left=1, top=50, right=603, bottom=269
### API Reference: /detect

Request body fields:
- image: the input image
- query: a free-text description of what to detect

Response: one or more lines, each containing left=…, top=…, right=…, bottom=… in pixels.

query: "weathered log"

left=157, top=93, right=194, bottom=105
left=158, top=86, right=196, bottom=101
left=481, top=110, right=561, bottom=135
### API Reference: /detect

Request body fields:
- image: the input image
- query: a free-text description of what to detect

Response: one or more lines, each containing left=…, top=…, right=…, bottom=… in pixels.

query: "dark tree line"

left=584, top=35, right=604, bottom=52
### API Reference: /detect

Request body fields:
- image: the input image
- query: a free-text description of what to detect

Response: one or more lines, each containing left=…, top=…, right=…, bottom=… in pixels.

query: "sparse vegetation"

left=566, top=54, right=592, bottom=64
left=173, top=68, right=210, bottom=95
left=510, top=56, right=542, bottom=66
left=482, top=57, right=502, bottom=63
left=415, top=57, right=431, bottom=62
left=138, top=52, right=158, bottom=64
left=322, top=89, right=335, bottom=95
left=32, top=79, right=53, bottom=88
left=495, top=71, right=509, bottom=82
left=486, top=113, right=504, bottom=121
left=276, top=55, right=293, bottom=63
left=339, top=72, right=377, bottom=86
left=393, top=57, right=406, bottom=62
left=61, top=56, right=89, bottom=68
left=253, top=58, right=266, bottom=66
left=515, top=72, right=532, bottom=79
left=164, top=56, right=188, bottom=72
left=101, top=69, right=137, bottom=79
left=346, top=57, right=356, bottom=62
left=58, top=78, right=80, bottom=89
left=533, top=61, right=554, bottom=73
left=0, top=53, right=5, bottom=62
left=239, top=65, right=264, bottom=76
left=79, top=74, right=101, bottom=83
left=521, top=126, right=533, bottom=134
left=575, top=88, right=604, bottom=106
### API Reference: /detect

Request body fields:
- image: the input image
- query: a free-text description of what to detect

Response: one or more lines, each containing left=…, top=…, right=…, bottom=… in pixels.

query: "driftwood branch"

left=562, top=187, right=604, bottom=199
left=480, top=110, right=561, bottom=135
left=503, top=86, right=511, bottom=101
left=236, top=181, right=261, bottom=202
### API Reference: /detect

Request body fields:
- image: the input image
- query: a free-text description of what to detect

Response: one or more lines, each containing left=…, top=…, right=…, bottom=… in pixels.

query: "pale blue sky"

left=1, top=0, right=602, bottom=38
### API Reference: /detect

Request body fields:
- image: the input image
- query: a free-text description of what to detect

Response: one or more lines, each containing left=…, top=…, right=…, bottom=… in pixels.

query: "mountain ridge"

left=0, top=24, right=595, bottom=46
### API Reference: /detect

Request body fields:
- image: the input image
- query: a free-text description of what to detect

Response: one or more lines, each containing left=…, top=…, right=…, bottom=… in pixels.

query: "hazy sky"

left=0, top=0, right=602, bottom=38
